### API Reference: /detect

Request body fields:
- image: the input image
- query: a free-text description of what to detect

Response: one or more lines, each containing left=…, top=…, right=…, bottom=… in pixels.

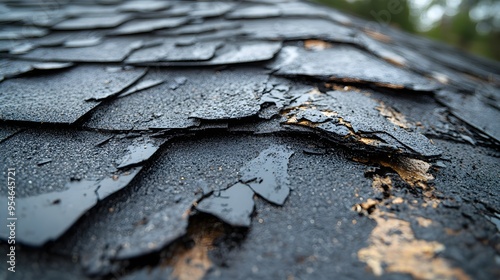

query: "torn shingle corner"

left=196, top=183, right=255, bottom=227
left=0, top=0, right=498, bottom=279
left=0, top=65, right=145, bottom=123
left=240, top=144, right=294, bottom=206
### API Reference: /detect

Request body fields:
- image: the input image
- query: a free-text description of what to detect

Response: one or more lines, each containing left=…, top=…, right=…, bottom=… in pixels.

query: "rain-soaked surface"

left=0, top=0, right=499, bottom=280
left=239, top=144, right=294, bottom=205
left=196, top=183, right=255, bottom=227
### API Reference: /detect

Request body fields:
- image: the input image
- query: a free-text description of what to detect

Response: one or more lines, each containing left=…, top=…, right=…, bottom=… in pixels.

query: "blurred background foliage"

left=315, top=0, right=499, bottom=61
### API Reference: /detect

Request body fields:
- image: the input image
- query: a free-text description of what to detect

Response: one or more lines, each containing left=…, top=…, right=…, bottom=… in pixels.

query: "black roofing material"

left=0, top=65, right=145, bottom=123
left=125, top=38, right=221, bottom=63
left=436, top=90, right=500, bottom=142
left=53, top=14, right=131, bottom=30
left=85, top=68, right=269, bottom=130
left=117, top=78, right=165, bottom=98
left=196, top=183, right=255, bottom=227
left=272, top=45, right=438, bottom=91
left=132, top=40, right=282, bottom=66
left=116, top=138, right=166, bottom=169
left=0, top=180, right=98, bottom=246
left=281, top=88, right=441, bottom=158
left=110, top=17, right=189, bottom=35
left=240, top=144, right=294, bottom=205
left=0, top=58, right=34, bottom=80
left=162, top=19, right=241, bottom=36
left=237, top=18, right=354, bottom=42
left=19, top=37, right=146, bottom=62
left=51, top=135, right=270, bottom=275
left=0, top=0, right=499, bottom=279
left=0, top=124, right=21, bottom=143
left=117, top=1, right=171, bottom=13
left=0, top=128, right=163, bottom=246
left=0, top=26, right=48, bottom=39
left=0, top=59, right=73, bottom=81
left=226, top=4, right=282, bottom=19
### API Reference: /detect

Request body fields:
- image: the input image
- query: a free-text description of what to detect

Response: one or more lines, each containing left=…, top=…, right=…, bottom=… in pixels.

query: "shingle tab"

left=0, top=65, right=145, bottom=123
left=0, top=0, right=499, bottom=279
left=85, top=68, right=269, bottom=130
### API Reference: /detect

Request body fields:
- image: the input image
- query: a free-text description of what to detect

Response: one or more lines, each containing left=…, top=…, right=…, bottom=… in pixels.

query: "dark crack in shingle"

left=0, top=59, right=74, bottom=81
left=0, top=124, right=22, bottom=143
left=0, top=0, right=499, bottom=279
left=85, top=68, right=269, bottom=130
left=134, top=40, right=282, bottom=66
left=196, top=183, right=255, bottom=227
left=0, top=65, right=145, bottom=123
left=436, top=90, right=500, bottom=142
left=0, top=128, right=167, bottom=246
left=240, top=144, right=294, bottom=205
left=281, top=88, right=441, bottom=158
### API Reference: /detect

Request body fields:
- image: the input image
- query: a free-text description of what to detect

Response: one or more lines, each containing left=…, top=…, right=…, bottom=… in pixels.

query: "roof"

left=0, top=0, right=499, bottom=279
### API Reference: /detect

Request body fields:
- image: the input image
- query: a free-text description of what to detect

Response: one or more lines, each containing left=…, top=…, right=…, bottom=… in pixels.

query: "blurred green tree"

left=315, top=0, right=499, bottom=61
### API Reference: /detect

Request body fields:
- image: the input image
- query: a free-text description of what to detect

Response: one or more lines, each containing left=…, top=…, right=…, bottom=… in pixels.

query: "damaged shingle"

left=0, top=124, right=22, bottom=143
left=240, top=144, right=294, bottom=205
left=0, top=59, right=74, bottom=81
left=53, top=14, right=131, bottom=30
left=116, top=138, right=167, bottom=169
left=272, top=45, right=438, bottom=91
left=85, top=68, right=269, bottom=130
left=436, top=90, right=500, bottom=142
left=117, top=1, right=171, bottom=13
left=109, top=18, right=189, bottom=35
left=226, top=4, right=282, bottom=19
left=196, top=183, right=255, bottom=227
left=0, top=65, right=145, bottom=123
left=118, top=78, right=165, bottom=98
left=133, top=40, right=282, bottom=66
left=0, top=180, right=98, bottom=247
left=18, top=37, right=145, bottom=63
left=281, top=88, right=441, bottom=158
left=0, top=0, right=499, bottom=279
left=237, top=18, right=354, bottom=42
left=0, top=128, right=166, bottom=246
left=125, top=38, right=221, bottom=63
left=113, top=201, right=191, bottom=260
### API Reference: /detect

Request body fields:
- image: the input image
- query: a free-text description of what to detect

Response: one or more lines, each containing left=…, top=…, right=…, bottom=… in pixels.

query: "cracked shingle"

left=85, top=68, right=269, bottom=130
left=272, top=45, right=438, bottom=91
left=0, top=65, right=145, bottom=123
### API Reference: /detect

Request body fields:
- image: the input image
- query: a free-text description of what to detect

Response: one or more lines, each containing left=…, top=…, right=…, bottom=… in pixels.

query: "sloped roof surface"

left=0, top=0, right=499, bottom=279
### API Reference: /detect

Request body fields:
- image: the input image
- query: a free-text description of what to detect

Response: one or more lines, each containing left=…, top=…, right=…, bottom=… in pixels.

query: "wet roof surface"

left=0, top=0, right=499, bottom=279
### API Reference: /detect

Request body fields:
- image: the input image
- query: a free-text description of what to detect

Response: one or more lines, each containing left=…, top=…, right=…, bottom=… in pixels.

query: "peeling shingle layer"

left=0, top=0, right=498, bottom=279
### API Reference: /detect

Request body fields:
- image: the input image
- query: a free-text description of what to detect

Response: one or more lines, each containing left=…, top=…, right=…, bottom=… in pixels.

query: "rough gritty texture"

left=0, top=0, right=499, bottom=280
left=85, top=67, right=269, bottom=130
left=0, top=65, right=145, bottom=123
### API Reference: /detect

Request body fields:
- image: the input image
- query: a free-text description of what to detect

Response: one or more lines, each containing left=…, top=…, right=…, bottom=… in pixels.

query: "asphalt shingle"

left=0, top=1, right=498, bottom=279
